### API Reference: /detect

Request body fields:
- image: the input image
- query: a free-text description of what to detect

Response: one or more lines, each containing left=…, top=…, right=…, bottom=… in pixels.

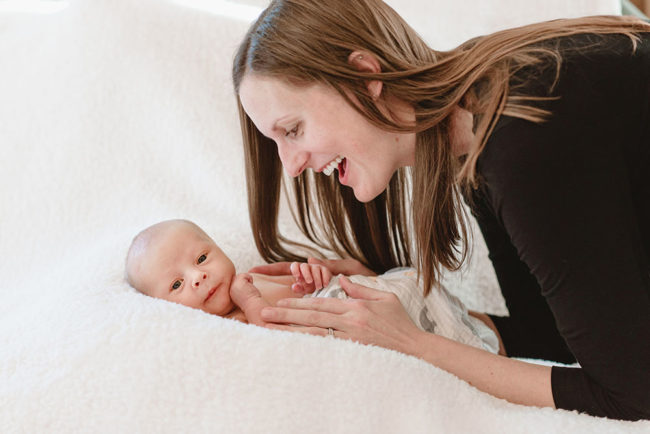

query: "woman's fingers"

left=308, top=257, right=347, bottom=274
left=248, top=262, right=292, bottom=275
left=261, top=306, right=331, bottom=328
left=307, top=257, right=324, bottom=266
left=338, top=276, right=385, bottom=301
left=265, top=324, right=348, bottom=340
left=275, top=297, right=350, bottom=313
left=307, top=257, right=374, bottom=276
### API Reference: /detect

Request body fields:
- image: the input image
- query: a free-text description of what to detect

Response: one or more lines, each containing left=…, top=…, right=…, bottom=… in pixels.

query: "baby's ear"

left=347, top=50, right=383, bottom=100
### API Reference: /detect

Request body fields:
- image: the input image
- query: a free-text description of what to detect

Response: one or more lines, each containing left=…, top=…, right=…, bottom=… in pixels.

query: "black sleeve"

left=467, top=186, right=575, bottom=364
left=469, top=33, right=650, bottom=420
left=478, top=112, right=650, bottom=420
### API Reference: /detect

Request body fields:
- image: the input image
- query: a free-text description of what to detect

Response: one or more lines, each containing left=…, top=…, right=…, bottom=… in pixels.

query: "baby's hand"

left=290, top=261, right=333, bottom=295
left=230, top=273, right=263, bottom=309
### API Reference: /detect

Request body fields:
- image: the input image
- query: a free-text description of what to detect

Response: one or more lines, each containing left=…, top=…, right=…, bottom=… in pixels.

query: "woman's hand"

left=260, top=276, right=426, bottom=356
left=249, top=257, right=376, bottom=279
left=260, top=275, right=557, bottom=410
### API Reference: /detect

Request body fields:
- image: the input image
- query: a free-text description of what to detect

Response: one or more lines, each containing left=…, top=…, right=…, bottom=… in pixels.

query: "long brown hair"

left=233, top=0, right=650, bottom=295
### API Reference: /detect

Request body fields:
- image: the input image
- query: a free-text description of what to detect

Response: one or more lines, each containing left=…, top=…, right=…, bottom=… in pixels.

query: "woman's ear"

left=347, top=50, right=383, bottom=100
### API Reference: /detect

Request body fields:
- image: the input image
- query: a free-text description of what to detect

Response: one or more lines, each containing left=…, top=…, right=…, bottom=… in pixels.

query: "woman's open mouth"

left=338, top=157, right=348, bottom=184
left=321, top=156, right=343, bottom=176
left=320, top=156, right=348, bottom=185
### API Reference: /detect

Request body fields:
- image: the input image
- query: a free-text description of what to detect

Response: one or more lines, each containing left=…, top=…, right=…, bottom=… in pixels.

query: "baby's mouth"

left=204, top=286, right=218, bottom=303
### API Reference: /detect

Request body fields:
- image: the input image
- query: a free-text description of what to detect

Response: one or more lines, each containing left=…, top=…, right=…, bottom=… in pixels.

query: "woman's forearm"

left=261, top=277, right=555, bottom=409
left=467, top=311, right=507, bottom=356
left=415, top=331, right=555, bottom=408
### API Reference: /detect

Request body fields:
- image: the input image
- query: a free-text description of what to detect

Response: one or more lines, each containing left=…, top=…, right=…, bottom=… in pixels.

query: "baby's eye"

left=171, top=280, right=182, bottom=291
left=197, top=254, right=207, bottom=264
left=285, top=125, right=299, bottom=138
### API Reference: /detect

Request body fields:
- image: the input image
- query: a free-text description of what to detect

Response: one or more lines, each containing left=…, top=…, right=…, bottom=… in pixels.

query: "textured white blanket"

left=2, top=0, right=648, bottom=432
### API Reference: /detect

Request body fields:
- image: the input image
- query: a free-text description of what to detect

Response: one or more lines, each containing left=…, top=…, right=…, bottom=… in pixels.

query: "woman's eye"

left=171, top=280, right=182, bottom=290
left=285, top=125, right=299, bottom=137
left=197, top=254, right=207, bottom=264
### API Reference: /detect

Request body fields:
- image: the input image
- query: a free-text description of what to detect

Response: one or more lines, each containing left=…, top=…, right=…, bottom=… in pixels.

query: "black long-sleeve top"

left=468, top=32, right=650, bottom=420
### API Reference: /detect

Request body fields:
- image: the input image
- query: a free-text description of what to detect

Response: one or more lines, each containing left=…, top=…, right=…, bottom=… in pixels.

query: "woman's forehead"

left=239, top=74, right=299, bottom=135
left=239, top=74, right=338, bottom=133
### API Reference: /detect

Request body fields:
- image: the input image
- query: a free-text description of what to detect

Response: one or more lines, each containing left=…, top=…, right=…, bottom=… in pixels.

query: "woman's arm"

left=474, top=43, right=650, bottom=418
left=261, top=276, right=554, bottom=408
left=418, top=329, right=553, bottom=408
left=467, top=311, right=506, bottom=356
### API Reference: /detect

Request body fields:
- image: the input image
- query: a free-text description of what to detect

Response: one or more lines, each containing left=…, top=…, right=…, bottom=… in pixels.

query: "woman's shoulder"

left=555, top=31, right=650, bottom=74
left=508, top=31, right=650, bottom=93
left=490, top=31, right=650, bottom=142
left=476, top=31, right=650, bottom=194
left=555, top=30, right=649, bottom=53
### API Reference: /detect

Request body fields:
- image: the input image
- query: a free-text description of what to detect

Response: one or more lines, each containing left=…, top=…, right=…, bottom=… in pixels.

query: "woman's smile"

left=319, top=155, right=343, bottom=176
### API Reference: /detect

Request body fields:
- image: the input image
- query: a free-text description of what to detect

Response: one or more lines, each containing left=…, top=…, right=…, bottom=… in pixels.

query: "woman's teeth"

left=322, top=156, right=343, bottom=176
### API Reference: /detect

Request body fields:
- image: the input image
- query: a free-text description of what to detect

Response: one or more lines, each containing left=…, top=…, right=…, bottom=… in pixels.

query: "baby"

left=125, top=219, right=503, bottom=354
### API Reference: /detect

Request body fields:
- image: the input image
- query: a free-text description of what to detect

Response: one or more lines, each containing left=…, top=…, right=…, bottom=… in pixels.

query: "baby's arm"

left=229, top=273, right=270, bottom=326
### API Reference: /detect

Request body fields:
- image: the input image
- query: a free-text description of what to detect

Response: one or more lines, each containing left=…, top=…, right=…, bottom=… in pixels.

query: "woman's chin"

left=352, top=184, right=384, bottom=203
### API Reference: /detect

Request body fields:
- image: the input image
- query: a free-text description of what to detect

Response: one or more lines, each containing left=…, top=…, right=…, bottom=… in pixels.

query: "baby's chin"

left=204, top=295, right=236, bottom=317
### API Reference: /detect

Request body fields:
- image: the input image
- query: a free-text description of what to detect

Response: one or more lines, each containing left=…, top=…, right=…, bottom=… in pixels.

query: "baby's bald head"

left=125, top=219, right=211, bottom=293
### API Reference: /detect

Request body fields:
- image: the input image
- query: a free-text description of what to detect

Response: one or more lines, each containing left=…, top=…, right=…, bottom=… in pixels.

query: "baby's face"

left=130, top=222, right=236, bottom=316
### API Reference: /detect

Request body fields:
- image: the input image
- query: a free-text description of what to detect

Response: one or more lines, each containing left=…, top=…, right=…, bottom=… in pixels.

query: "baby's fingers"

left=312, top=266, right=323, bottom=290
left=299, top=263, right=314, bottom=285
left=290, top=262, right=302, bottom=281
left=322, top=266, right=332, bottom=287
left=291, top=282, right=306, bottom=294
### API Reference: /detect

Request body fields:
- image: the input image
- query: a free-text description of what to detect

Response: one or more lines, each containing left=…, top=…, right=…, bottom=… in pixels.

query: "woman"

left=232, top=0, right=650, bottom=420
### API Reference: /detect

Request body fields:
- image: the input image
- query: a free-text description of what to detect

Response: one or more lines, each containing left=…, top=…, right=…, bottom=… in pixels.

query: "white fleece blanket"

left=1, top=0, right=648, bottom=432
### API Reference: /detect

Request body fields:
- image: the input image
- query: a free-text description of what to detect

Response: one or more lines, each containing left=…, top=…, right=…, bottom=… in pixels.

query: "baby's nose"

left=193, top=273, right=208, bottom=287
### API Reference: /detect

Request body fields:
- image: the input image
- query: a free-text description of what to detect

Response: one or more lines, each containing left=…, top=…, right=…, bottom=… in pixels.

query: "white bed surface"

left=2, top=0, right=648, bottom=432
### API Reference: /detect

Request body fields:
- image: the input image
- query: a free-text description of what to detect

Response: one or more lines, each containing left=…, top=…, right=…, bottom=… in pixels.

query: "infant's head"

left=126, top=219, right=236, bottom=316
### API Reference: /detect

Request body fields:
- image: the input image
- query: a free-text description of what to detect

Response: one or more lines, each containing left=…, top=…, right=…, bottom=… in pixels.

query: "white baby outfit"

left=307, top=268, right=499, bottom=353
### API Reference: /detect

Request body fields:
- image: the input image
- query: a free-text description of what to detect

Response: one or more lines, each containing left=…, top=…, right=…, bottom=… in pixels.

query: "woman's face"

left=238, top=73, right=415, bottom=202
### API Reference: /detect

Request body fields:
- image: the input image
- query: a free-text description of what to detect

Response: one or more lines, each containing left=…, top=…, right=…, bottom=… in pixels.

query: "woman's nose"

left=277, top=141, right=308, bottom=177
left=193, top=272, right=208, bottom=288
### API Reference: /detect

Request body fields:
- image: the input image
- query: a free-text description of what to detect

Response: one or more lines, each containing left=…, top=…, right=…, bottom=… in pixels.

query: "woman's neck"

left=449, top=105, right=475, bottom=157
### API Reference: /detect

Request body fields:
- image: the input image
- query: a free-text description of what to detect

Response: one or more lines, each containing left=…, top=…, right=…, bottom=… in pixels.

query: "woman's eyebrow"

left=271, top=115, right=296, bottom=132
